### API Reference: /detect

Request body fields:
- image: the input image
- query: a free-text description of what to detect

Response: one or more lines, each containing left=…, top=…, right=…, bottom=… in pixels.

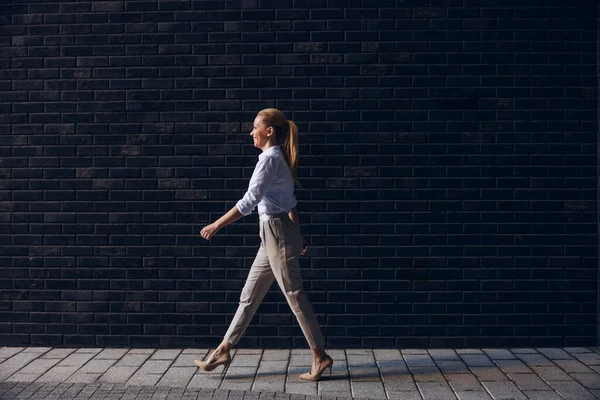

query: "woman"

left=194, top=108, right=333, bottom=381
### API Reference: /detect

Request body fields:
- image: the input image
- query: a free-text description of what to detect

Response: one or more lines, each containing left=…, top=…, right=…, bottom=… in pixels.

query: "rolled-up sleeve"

left=236, top=156, right=279, bottom=216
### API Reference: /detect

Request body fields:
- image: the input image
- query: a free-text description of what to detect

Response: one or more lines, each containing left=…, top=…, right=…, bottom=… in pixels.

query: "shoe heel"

left=220, top=359, right=231, bottom=379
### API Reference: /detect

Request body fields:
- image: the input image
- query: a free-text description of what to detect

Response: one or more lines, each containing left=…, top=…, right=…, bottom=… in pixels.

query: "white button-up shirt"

left=236, top=145, right=298, bottom=217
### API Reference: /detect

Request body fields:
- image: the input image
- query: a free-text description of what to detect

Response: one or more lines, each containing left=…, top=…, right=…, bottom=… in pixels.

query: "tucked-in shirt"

left=236, top=145, right=298, bottom=217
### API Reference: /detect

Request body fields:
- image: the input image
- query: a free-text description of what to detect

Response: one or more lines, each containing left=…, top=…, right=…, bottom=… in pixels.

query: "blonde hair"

left=257, top=108, right=301, bottom=188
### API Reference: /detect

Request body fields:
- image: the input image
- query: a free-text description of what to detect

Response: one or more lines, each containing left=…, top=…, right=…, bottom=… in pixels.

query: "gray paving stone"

left=95, top=349, right=129, bottom=360
left=348, top=367, right=381, bottom=382
left=75, top=348, right=103, bottom=354
left=350, top=381, right=387, bottom=399
left=58, top=353, right=98, bottom=367
left=493, top=359, right=532, bottom=374
left=435, top=360, right=469, bottom=374
left=532, top=366, right=573, bottom=381
left=380, top=373, right=417, bottom=392
left=0, top=347, right=25, bottom=359
left=572, top=352, right=600, bottom=367
left=554, top=358, right=594, bottom=374
left=23, top=348, right=52, bottom=353
left=140, top=360, right=173, bottom=374
left=230, top=355, right=261, bottom=368
left=415, top=381, right=456, bottom=400
left=65, top=372, right=102, bottom=384
left=261, top=350, right=290, bottom=362
left=285, top=365, right=309, bottom=385
left=220, top=366, right=256, bottom=391
left=156, top=366, right=196, bottom=388
left=510, top=348, right=537, bottom=354
left=347, top=352, right=381, bottom=383
left=253, top=361, right=287, bottom=393
left=172, top=351, right=208, bottom=368
left=0, top=351, right=47, bottom=381
left=480, top=381, right=528, bottom=400
left=459, top=354, right=494, bottom=367
left=187, top=370, right=223, bottom=390
left=507, top=373, right=552, bottom=391
left=316, top=366, right=350, bottom=392
left=403, top=354, right=436, bottom=367
left=78, top=359, right=118, bottom=374
left=445, top=373, right=485, bottom=392
left=37, top=349, right=76, bottom=360
left=454, top=392, right=492, bottom=400
left=548, top=379, right=598, bottom=399
left=346, top=349, right=372, bottom=355
left=522, top=390, right=563, bottom=400
left=326, top=350, right=346, bottom=362
left=127, top=349, right=155, bottom=354
left=9, top=358, right=60, bottom=377
left=373, top=349, right=402, bottom=361
left=402, top=349, right=429, bottom=355
left=283, top=382, right=316, bottom=396
left=374, top=350, right=408, bottom=376
left=569, top=373, right=600, bottom=390
left=125, top=371, right=162, bottom=387
left=36, top=366, right=80, bottom=383
left=288, top=353, right=312, bottom=367
left=410, top=366, right=445, bottom=382
left=469, top=366, right=510, bottom=382
left=565, top=347, right=593, bottom=354
left=149, top=350, right=181, bottom=360
left=516, top=353, right=554, bottom=368
left=537, top=348, right=573, bottom=360
left=482, top=349, right=516, bottom=360
left=5, top=373, right=40, bottom=384
left=456, top=349, right=483, bottom=355
left=253, top=380, right=286, bottom=394
left=115, top=353, right=152, bottom=368
left=387, top=391, right=423, bottom=400
left=235, top=349, right=262, bottom=355
left=428, top=349, right=460, bottom=361
left=97, top=366, right=139, bottom=384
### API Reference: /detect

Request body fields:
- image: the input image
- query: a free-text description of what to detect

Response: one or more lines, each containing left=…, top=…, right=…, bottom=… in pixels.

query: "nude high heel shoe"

left=299, top=355, right=333, bottom=381
left=194, top=350, right=232, bottom=376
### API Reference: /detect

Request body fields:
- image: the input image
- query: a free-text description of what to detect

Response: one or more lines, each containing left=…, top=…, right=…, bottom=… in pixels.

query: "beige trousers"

left=223, top=212, right=325, bottom=349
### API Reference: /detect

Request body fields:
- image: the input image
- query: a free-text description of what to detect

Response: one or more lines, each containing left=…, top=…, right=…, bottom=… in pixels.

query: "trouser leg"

left=223, top=243, right=274, bottom=345
left=263, top=215, right=326, bottom=349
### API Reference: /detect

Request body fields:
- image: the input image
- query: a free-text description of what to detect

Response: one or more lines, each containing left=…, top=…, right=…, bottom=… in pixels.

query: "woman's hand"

left=301, top=236, right=309, bottom=256
left=200, top=223, right=220, bottom=240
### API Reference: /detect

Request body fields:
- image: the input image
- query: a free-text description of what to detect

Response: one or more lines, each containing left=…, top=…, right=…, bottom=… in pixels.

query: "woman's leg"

left=221, top=243, right=274, bottom=351
left=262, top=215, right=329, bottom=372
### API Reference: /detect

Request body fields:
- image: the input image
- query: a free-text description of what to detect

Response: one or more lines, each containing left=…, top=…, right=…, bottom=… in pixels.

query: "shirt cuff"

left=236, top=200, right=252, bottom=216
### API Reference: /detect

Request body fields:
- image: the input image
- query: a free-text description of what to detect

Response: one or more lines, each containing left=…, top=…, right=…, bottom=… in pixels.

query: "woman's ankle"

left=312, top=347, right=328, bottom=362
left=217, top=340, right=232, bottom=354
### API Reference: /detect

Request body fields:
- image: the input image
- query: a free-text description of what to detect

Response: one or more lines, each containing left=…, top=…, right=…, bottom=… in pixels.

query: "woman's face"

left=250, top=115, right=274, bottom=151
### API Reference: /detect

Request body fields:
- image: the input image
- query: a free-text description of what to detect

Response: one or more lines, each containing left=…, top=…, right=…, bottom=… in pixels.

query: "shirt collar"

left=259, top=145, right=281, bottom=160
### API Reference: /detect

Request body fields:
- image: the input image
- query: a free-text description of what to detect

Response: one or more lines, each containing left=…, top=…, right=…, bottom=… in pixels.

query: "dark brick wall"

left=0, top=0, right=597, bottom=348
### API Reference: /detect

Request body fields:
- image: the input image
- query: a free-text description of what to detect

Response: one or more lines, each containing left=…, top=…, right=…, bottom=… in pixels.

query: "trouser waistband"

left=259, top=212, right=288, bottom=221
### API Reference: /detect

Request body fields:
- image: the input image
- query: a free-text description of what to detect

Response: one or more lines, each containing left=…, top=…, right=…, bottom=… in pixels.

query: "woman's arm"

left=214, top=205, right=244, bottom=230
left=289, top=207, right=309, bottom=255
left=288, top=207, right=300, bottom=228
left=199, top=205, right=243, bottom=240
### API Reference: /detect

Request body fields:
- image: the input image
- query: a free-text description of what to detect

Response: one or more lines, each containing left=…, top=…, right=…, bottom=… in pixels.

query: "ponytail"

left=257, top=108, right=302, bottom=189
left=284, top=120, right=301, bottom=188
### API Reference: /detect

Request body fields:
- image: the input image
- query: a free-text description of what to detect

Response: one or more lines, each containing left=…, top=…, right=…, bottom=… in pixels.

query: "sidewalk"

left=0, top=347, right=599, bottom=399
